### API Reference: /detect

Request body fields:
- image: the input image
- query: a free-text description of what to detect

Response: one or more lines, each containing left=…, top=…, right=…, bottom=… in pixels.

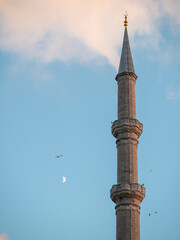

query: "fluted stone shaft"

left=117, top=73, right=136, bottom=120
left=117, top=135, right=138, bottom=184
left=116, top=202, right=140, bottom=240
left=116, top=73, right=138, bottom=184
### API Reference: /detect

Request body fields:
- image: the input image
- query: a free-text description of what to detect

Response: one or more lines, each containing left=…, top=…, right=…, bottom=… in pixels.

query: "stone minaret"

left=110, top=15, right=145, bottom=240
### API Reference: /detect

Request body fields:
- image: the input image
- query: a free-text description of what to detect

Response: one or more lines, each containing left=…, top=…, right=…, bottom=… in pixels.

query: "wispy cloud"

left=0, top=233, right=9, bottom=240
left=166, top=85, right=180, bottom=100
left=0, top=0, right=180, bottom=69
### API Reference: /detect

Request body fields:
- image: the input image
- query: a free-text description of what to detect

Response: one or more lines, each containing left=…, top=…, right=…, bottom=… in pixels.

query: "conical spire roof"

left=118, top=17, right=135, bottom=74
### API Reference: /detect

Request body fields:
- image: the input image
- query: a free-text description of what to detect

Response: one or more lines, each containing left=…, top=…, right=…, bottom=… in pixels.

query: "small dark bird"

left=149, top=213, right=151, bottom=216
left=154, top=211, right=158, bottom=214
left=56, top=155, right=63, bottom=158
left=149, top=169, right=153, bottom=172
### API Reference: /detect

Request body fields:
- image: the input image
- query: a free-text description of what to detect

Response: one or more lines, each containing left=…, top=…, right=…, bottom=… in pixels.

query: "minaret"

left=110, top=15, right=145, bottom=240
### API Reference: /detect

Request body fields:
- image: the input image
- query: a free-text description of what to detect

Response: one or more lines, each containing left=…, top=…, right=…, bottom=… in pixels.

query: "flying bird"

left=56, top=155, right=63, bottom=158
left=148, top=213, right=151, bottom=216
left=62, top=176, right=66, bottom=183
left=154, top=211, right=158, bottom=214
left=149, top=169, right=153, bottom=172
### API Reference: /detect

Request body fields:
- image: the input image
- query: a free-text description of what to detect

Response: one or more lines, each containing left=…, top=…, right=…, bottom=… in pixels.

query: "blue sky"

left=1, top=1, right=180, bottom=240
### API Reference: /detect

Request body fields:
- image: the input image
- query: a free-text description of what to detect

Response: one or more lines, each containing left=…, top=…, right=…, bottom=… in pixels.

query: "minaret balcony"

left=110, top=183, right=145, bottom=204
left=111, top=118, right=143, bottom=139
left=115, top=72, right=137, bottom=83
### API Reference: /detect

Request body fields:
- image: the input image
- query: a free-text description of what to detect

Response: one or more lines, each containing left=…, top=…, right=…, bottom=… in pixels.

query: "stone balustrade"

left=111, top=118, right=143, bottom=138
left=110, top=183, right=145, bottom=203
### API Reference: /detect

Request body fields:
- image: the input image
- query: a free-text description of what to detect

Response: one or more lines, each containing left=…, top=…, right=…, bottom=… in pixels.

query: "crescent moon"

left=62, top=176, right=66, bottom=183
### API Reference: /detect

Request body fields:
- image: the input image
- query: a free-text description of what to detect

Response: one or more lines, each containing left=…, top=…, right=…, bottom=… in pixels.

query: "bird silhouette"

left=56, top=155, right=63, bottom=158
left=149, top=169, right=153, bottom=172
left=154, top=211, right=158, bottom=214
left=148, top=213, right=151, bottom=216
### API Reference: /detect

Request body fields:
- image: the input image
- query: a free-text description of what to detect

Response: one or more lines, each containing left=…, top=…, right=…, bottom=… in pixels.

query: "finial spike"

left=124, top=12, right=128, bottom=27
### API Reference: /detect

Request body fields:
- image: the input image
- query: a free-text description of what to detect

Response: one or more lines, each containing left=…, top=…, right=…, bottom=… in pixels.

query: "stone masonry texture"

left=110, top=25, right=145, bottom=240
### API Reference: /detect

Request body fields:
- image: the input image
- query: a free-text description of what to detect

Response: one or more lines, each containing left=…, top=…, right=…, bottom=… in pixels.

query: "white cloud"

left=0, top=0, right=179, bottom=69
left=166, top=85, right=180, bottom=100
left=0, top=233, right=9, bottom=240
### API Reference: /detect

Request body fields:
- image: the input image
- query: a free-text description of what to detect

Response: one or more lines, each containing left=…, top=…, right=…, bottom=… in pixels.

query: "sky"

left=0, top=0, right=180, bottom=239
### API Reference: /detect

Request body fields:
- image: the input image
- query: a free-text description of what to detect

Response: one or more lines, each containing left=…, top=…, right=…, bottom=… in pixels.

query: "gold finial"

left=124, top=12, right=128, bottom=27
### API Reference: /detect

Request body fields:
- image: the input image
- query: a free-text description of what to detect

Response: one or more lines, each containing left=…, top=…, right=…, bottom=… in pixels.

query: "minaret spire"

left=110, top=15, right=145, bottom=240
left=118, top=14, right=135, bottom=74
